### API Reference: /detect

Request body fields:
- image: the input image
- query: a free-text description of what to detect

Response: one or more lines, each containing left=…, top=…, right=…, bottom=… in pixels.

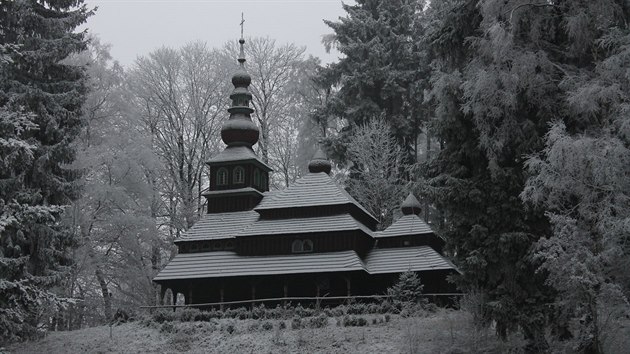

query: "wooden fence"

left=139, top=293, right=463, bottom=311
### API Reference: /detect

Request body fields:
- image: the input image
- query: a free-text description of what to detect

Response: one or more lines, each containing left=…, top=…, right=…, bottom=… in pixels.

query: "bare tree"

left=64, top=37, right=166, bottom=327
left=268, top=119, right=301, bottom=188
left=129, top=42, right=230, bottom=235
left=222, top=37, right=306, bottom=166
left=345, top=117, right=410, bottom=228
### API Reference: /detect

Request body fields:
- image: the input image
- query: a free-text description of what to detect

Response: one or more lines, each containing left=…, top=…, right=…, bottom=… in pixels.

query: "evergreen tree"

left=424, top=0, right=630, bottom=351
left=0, top=0, right=92, bottom=341
left=520, top=2, right=630, bottom=351
left=318, top=0, right=428, bottom=161
left=387, top=270, right=426, bottom=307
left=424, top=0, right=550, bottom=349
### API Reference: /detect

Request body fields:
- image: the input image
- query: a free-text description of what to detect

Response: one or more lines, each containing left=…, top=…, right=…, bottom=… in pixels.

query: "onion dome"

left=401, top=193, right=422, bottom=215
left=221, top=37, right=259, bottom=147
left=231, top=39, right=251, bottom=86
left=308, top=147, right=332, bottom=174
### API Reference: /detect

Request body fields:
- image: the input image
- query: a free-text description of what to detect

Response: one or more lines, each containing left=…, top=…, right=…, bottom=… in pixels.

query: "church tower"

left=204, top=36, right=272, bottom=213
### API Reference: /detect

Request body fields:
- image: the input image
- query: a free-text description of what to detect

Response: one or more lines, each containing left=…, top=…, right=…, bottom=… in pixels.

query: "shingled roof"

left=236, top=213, right=373, bottom=237
left=206, top=145, right=272, bottom=171
left=153, top=250, right=366, bottom=281
left=375, top=214, right=433, bottom=238
left=365, top=246, right=456, bottom=274
left=154, top=246, right=457, bottom=281
left=175, top=211, right=259, bottom=243
left=255, top=172, right=377, bottom=223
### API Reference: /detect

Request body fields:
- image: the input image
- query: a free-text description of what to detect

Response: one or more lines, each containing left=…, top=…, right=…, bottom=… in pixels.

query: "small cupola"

left=401, top=193, right=422, bottom=216
left=308, top=147, right=332, bottom=174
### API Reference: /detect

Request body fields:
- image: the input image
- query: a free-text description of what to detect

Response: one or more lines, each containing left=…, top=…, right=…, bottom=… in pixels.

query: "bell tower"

left=205, top=27, right=272, bottom=213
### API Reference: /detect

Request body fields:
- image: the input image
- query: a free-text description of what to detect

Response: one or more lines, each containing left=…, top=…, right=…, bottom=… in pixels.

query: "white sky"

left=82, top=0, right=351, bottom=67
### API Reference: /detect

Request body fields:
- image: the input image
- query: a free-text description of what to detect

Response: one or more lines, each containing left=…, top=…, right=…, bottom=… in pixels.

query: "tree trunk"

left=95, top=266, right=112, bottom=322
left=260, top=119, right=269, bottom=163
left=522, top=323, right=549, bottom=354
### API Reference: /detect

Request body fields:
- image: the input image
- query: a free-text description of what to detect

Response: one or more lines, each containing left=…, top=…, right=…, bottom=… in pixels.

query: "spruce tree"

left=0, top=0, right=92, bottom=341
left=387, top=270, right=426, bottom=306
left=318, top=0, right=428, bottom=161
left=520, top=2, right=630, bottom=351
left=425, top=0, right=630, bottom=351
left=424, top=0, right=551, bottom=349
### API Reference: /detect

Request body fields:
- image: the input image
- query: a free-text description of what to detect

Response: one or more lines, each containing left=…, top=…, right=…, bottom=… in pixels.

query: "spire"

left=221, top=14, right=259, bottom=148
left=308, top=147, right=332, bottom=174
left=401, top=193, right=422, bottom=216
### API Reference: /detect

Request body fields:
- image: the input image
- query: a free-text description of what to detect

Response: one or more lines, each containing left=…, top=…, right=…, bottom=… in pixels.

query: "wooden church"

left=153, top=37, right=456, bottom=306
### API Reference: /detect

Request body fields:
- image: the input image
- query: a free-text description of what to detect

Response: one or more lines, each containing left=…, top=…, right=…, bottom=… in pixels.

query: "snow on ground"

left=6, top=310, right=527, bottom=353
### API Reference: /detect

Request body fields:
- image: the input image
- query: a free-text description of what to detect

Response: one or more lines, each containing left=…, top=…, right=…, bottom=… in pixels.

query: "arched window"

left=253, top=169, right=260, bottom=187
left=217, top=168, right=228, bottom=186
left=303, top=239, right=313, bottom=252
left=291, top=240, right=303, bottom=253
left=213, top=242, right=223, bottom=251
left=233, top=166, right=245, bottom=184
left=291, top=239, right=313, bottom=253
left=224, top=240, right=235, bottom=250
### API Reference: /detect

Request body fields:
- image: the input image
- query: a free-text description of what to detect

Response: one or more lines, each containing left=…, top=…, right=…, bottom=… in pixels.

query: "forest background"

left=1, top=0, right=629, bottom=353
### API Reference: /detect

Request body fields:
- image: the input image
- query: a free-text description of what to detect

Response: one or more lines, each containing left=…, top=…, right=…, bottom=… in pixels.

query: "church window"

left=201, top=242, right=210, bottom=251
left=224, top=240, right=235, bottom=250
left=213, top=242, right=223, bottom=251
left=233, top=166, right=245, bottom=184
left=303, top=239, right=313, bottom=252
left=217, top=168, right=228, bottom=186
left=291, top=240, right=303, bottom=253
left=291, top=239, right=313, bottom=253
left=253, top=169, right=260, bottom=187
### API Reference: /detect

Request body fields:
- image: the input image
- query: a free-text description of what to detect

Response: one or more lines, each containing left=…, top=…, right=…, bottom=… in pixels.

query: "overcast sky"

left=83, top=0, right=351, bottom=67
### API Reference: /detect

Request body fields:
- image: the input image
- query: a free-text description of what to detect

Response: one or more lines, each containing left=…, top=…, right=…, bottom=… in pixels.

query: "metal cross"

left=240, top=13, right=245, bottom=38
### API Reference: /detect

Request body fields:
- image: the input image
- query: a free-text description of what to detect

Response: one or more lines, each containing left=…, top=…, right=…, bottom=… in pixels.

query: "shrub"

left=385, top=314, right=391, bottom=322
left=178, top=308, right=201, bottom=322
left=379, top=300, right=395, bottom=314
left=222, top=322, right=236, bottom=334
left=367, top=303, right=379, bottom=314
left=262, top=321, right=273, bottom=331
left=224, top=307, right=249, bottom=319
left=328, top=306, right=345, bottom=317
left=237, top=308, right=249, bottom=320
left=152, top=309, right=176, bottom=323
left=308, top=313, right=328, bottom=328
left=160, top=322, right=175, bottom=333
left=251, top=304, right=266, bottom=319
left=291, top=317, right=302, bottom=330
left=294, top=304, right=313, bottom=318
left=347, top=303, right=368, bottom=315
left=279, top=321, right=287, bottom=330
left=266, top=305, right=284, bottom=319
left=113, top=308, right=130, bottom=323
left=248, top=321, right=260, bottom=331
left=342, top=315, right=368, bottom=327
left=194, top=309, right=222, bottom=321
